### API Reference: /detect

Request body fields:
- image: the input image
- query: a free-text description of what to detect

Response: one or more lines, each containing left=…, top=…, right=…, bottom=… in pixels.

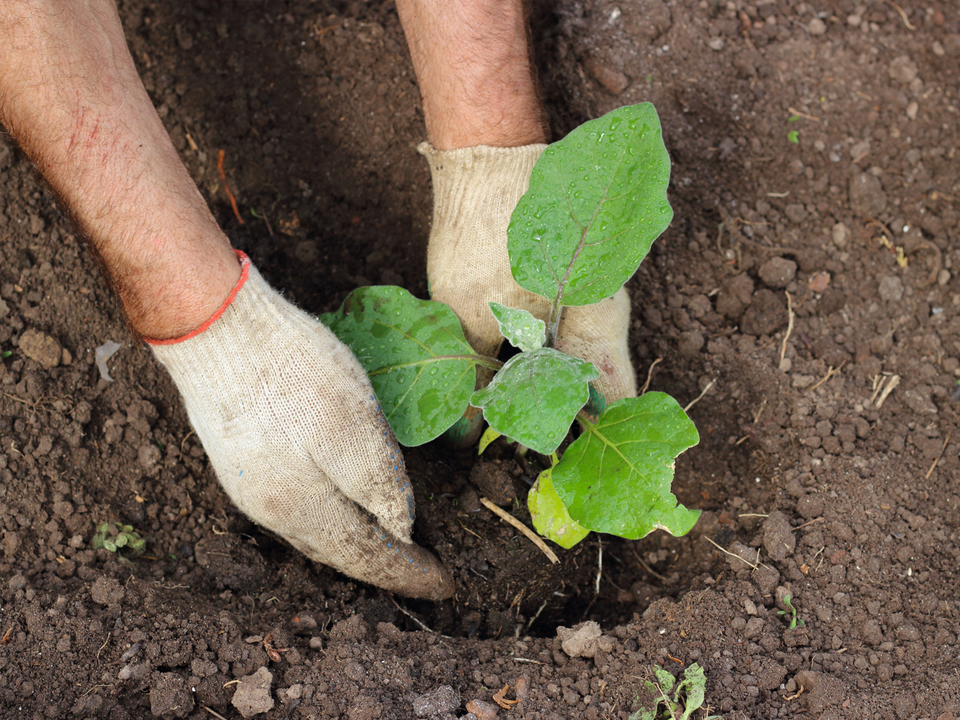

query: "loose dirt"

left=1, top=1, right=959, bottom=718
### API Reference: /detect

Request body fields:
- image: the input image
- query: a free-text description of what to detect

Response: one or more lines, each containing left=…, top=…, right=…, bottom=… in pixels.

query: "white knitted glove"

left=149, top=252, right=453, bottom=600
left=421, top=143, right=637, bottom=440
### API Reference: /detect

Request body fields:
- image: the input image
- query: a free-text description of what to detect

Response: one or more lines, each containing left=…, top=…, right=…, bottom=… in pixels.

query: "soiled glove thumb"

left=557, top=288, right=637, bottom=403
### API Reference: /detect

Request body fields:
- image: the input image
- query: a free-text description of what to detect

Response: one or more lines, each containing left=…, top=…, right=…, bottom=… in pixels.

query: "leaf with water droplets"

left=552, top=393, right=700, bottom=539
left=509, top=103, right=673, bottom=307
left=320, top=286, right=478, bottom=446
left=471, top=348, right=598, bottom=455
left=488, top=302, right=545, bottom=353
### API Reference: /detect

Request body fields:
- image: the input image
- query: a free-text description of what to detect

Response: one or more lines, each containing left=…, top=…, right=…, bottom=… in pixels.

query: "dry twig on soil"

left=704, top=536, right=764, bottom=571
left=390, top=597, right=449, bottom=637
left=872, top=374, right=901, bottom=409
left=480, top=497, right=559, bottom=564
left=784, top=685, right=806, bottom=702
left=808, top=362, right=845, bottom=393
left=925, top=433, right=952, bottom=480
left=684, top=379, right=715, bottom=413
left=640, top=357, right=662, bottom=394
left=632, top=546, right=668, bottom=582
left=493, top=684, right=521, bottom=710
left=787, top=107, right=820, bottom=121
left=202, top=706, right=230, bottom=720
left=780, top=291, right=795, bottom=363
left=886, top=0, right=916, bottom=29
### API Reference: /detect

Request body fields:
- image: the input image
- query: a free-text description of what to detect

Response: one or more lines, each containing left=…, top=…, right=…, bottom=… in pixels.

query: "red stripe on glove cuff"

left=145, top=249, right=251, bottom=346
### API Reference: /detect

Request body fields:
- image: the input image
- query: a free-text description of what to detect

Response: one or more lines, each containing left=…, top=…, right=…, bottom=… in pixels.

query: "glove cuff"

left=147, top=250, right=326, bottom=401
left=418, top=142, right=546, bottom=241
left=145, top=249, right=252, bottom=347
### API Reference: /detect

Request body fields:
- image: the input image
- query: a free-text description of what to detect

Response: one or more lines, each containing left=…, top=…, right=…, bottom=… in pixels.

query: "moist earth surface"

left=1, top=1, right=959, bottom=718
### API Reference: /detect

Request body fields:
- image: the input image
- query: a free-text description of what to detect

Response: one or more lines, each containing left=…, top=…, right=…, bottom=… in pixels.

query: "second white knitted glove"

left=421, top=143, right=637, bottom=442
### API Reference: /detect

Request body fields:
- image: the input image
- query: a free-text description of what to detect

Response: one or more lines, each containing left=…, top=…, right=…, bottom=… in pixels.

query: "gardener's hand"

left=0, top=1, right=452, bottom=600
left=150, top=252, right=454, bottom=600
left=421, top=143, right=637, bottom=437
left=397, top=0, right=637, bottom=445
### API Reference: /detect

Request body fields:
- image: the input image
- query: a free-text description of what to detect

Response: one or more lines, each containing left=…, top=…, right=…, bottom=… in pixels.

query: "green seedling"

left=786, top=115, right=800, bottom=145
left=778, top=594, right=805, bottom=629
left=323, top=103, right=700, bottom=548
left=91, top=522, right=147, bottom=557
left=0, top=350, right=11, bottom=359
left=630, top=663, right=720, bottom=720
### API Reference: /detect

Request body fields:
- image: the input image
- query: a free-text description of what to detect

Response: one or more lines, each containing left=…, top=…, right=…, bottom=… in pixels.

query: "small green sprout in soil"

left=323, top=103, right=699, bottom=549
left=91, top=522, right=147, bottom=557
left=630, top=663, right=720, bottom=720
left=778, top=594, right=805, bottom=629
left=787, top=115, right=801, bottom=144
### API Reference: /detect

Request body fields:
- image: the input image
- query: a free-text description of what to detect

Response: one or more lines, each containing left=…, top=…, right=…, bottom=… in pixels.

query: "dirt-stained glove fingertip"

left=376, top=500, right=414, bottom=545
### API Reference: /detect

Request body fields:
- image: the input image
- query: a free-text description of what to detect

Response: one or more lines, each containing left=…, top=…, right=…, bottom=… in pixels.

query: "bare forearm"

left=396, top=0, right=547, bottom=149
left=0, top=0, right=238, bottom=339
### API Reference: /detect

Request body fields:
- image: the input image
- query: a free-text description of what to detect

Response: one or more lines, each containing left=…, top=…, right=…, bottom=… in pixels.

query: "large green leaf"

left=528, top=467, right=590, bottom=549
left=320, top=286, right=477, bottom=446
left=508, top=103, right=673, bottom=307
left=471, top=348, right=598, bottom=455
left=552, top=393, right=700, bottom=539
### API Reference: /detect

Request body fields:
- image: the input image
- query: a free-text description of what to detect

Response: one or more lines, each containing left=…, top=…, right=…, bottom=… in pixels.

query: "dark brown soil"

left=2, top=0, right=960, bottom=718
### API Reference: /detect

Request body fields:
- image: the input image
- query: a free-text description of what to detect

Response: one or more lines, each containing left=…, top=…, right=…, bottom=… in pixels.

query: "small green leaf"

left=471, top=348, right=599, bottom=455
left=653, top=665, right=677, bottom=694
left=115, top=534, right=128, bottom=548
left=321, top=286, right=479, bottom=446
left=677, top=664, right=706, bottom=720
left=477, top=426, right=502, bottom=455
left=528, top=468, right=590, bottom=549
left=787, top=114, right=800, bottom=122
left=787, top=130, right=800, bottom=144
left=509, top=103, right=673, bottom=308
left=103, top=539, right=117, bottom=553
left=488, top=303, right=545, bottom=353
left=553, top=393, right=700, bottom=539
left=127, top=534, right=147, bottom=557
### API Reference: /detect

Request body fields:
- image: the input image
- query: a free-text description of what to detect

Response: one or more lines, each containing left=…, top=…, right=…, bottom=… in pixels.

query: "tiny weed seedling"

left=778, top=594, right=805, bottom=629
left=787, top=114, right=800, bottom=144
left=323, top=104, right=700, bottom=548
left=91, top=522, right=147, bottom=558
left=630, top=663, right=720, bottom=720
